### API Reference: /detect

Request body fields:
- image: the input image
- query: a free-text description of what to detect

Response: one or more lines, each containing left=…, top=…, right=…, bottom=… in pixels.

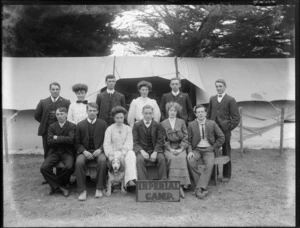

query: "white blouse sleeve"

left=67, top=103, right=75, bottom=124
left=127, top=99, right=136, bottom=128
left=121, top=125, right=134, bottom=155
left=152, top=99, right=161, bottom=122
left=103, top=126, right=114, bottom=158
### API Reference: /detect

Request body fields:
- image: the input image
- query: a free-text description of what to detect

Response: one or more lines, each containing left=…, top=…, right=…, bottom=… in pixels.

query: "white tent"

left=2, top=57, right=295, bottom=150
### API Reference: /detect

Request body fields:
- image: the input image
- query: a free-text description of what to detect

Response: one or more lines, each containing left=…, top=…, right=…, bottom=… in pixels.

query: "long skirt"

left=164, top=150, right=191, bottom=186
left=124, top=150, right=137, bottom=187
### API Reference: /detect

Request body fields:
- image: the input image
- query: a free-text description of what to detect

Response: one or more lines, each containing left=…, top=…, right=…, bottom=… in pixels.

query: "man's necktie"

left=76, top=100, right=88, bottom=104
left=146, top=121, right=150, bottom=124
left=201, top=124, right=205, bottom=139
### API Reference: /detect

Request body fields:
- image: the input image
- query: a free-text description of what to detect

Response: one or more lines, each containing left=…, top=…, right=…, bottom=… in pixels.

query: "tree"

left=116, top=4, right=295, bottom=58
left=2, top=5, right=134, bottom=57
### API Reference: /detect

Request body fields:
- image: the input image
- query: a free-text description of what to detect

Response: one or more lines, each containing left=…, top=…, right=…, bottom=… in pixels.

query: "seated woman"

left=161, top=102, right=191, bottom=198
left=127, top=80, right=161, bottom=128
left=67, top=83, right=89, bottom=124
left=104, top=106, right=137, bottom=189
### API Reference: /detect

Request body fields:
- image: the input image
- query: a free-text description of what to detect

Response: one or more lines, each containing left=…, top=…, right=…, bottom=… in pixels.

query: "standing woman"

left=67, top=83, right=89, bottom=124
left=104, top=106, right=137, bottom=189
left=161, top=102, right=191, bottom=198
left=127, top=81, right=161, bottom=128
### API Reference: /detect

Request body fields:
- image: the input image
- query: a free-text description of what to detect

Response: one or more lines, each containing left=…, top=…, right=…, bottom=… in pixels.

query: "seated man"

left=74, top=102, right=108, bottom=201
left=40, top=107, right=76, bottom=197
left=133, top=104, right=167, bottom=180
left=187, top=105, right=225, bottom=199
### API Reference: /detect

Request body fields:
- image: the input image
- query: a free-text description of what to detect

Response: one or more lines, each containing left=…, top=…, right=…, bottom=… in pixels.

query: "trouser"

left=75, top=153, right=107, bottom=192
left=136, top=152, right=167, bottom=180
left=187, top=147, right=215, bottom=190
left=42, top=134, right=49, bottom=159
left=40, top=150, right=74, bottom=190
left=222, top=131, right=232, bottom=178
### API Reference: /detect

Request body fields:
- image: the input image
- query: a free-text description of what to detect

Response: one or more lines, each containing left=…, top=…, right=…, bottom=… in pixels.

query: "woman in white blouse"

left=104, top=106, right=137, bottom=189
left=67, top=83, right=88, bottom=124
left=127, top=80, right=161, bottom=127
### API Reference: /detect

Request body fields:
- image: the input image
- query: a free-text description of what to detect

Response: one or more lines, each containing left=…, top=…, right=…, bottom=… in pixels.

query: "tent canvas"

left=2, top=57, right=295, bottom=150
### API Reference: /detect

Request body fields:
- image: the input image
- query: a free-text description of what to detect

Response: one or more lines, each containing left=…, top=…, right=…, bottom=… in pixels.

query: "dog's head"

left=108, top=157, right=125, bottom=173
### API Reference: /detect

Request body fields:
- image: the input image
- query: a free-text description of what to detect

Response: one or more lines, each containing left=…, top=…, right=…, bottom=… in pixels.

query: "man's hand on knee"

left=83, top=150, right=94, bottom=160
left=187, top=152, right=194, bottom=160
left=140, top=150, right=149, bottom=159
left=92, top=149, right=102, bottom=158
left=150, top=151, right=157, bottom=162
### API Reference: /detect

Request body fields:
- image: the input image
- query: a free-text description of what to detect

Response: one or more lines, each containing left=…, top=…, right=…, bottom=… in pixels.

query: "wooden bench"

left=213, top=155, right=230, bottom=185
left=54, top=160, right=98, bottom=181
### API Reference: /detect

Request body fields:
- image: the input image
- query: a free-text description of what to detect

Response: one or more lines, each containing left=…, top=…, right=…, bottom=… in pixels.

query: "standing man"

left=160, top=77, right=193, bottom=123
left=206, top=79, right=240, bottom=182
left=133, top=105, right=167, bottom=180
left=40, top=107, right=76, bottom=197
left=96, top=74, right=126, bottom=126
left=34, top=82, right=71, bottom=184
left=75, top=102, right=108, bottom=201
left=187, top=105, right=224, bottom=199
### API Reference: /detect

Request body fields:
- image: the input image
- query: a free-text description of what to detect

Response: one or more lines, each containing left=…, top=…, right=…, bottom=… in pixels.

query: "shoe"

left=179, top=187, right=185, bottom=198
left=95, top=189, right=104, bottom=198
left=195, top=189, right=206, bottom=199
left=47, top=187, right=58, bottom=195
left=221, top=178, right=230, bottom=182
left=183, top=185, right=189, bottom=189
left=78, top=190, right=87, bottom=201
left=59, top=186, right=69, bottom=197
left=127, top=180, right=136, bottom=187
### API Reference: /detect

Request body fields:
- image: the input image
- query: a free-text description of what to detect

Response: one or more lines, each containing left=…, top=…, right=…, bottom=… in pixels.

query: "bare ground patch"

left=3, top=149, right=295, bottom=227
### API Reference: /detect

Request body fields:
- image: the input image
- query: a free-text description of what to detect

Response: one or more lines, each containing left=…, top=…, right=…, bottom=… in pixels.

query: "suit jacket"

left=96, top=90, right=126, bottom=123
left=187, top=119, right=225, bottom=153
left=75, top=118, right=108, bottom=155
left=132, top=120, right=165, bottom=154
left=47, top=121, right=76, bottom=156
left=160, top=92, right=193, bottom=122
left=34, top=96, right=70, bottom=136
left=206, top=94, right=240, bottom=132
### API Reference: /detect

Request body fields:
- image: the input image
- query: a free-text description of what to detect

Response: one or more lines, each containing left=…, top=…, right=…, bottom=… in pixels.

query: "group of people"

left=35, top=75, right=240, bottom=201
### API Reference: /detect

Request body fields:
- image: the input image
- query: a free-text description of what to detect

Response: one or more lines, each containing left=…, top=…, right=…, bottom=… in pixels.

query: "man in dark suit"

left=34, top=82, right=70, bottom=159
left=133, top=104, right=167, bottom=180
left=206, top=79, right=240, bottom=182
left=187, top=105, right=224, bottom=199
left=96, top=74, right=126, bottom=125
left=160, top=77, right=193, bottom=123
left=40, top=107, right=76, bottom=197
left=74, top=102, right=108, bottom=201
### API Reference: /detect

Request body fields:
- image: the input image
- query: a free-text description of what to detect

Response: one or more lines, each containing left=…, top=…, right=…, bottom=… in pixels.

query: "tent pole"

left=113, top=56, right=116, bottom=76
left=3, top=117, right=9, bottom=163
left=279, top=107, right=284, bottom=157
left=174, top=57, right=179, bottom=78
left=239, top=107, right=243, bottom=157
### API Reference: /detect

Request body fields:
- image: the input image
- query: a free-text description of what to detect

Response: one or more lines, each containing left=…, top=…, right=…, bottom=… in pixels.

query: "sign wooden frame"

left=136, top=180, right=180, bottom=202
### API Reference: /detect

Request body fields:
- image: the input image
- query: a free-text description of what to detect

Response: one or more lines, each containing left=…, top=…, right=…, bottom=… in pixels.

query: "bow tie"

left=218, top=94, right=223, bottom=97
left=77, top=100, right=88, bottom=104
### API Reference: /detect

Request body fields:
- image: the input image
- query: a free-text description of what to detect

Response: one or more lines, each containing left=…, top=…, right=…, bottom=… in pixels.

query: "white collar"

left=87, top=118, right=96, bottom=124
left=143, top=119, right=152, bottom=126
left=197, top=118, right=206, bottom=125
left=171, top=91, right=180, bottom=96
left=59, top=120, right=66, bottom=128
left=218, top=92, right=226, bottom=98
left=51, top=96, right=60, bottom=102
left=107, top=89, right=115, bottom=94
left=168, top=117, right=176, bottom=123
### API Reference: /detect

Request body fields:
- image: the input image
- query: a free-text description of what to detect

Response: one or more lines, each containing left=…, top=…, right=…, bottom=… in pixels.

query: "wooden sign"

left=136, top=180, right=180, bottom=202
